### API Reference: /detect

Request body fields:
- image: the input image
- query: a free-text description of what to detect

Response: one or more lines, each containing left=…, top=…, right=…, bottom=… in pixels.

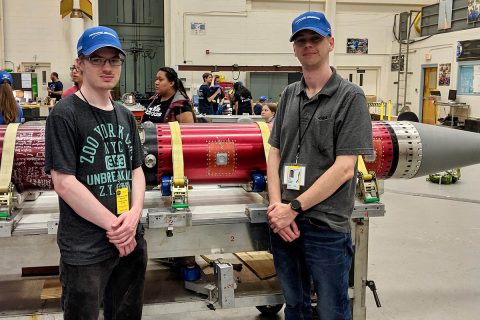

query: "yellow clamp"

left=0, top=123, right=20, bottom=193
left=255, top=121, right=271, bottom=162
left=357, top=155, right=373, bottom=181
left=168, top=121, right=185, bottom=187
left=387, top=100, right=392, bottom=121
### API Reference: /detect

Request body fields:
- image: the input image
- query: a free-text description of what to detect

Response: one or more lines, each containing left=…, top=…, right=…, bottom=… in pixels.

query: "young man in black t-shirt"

left=45, top=26, right=147, bottom=320
left=197, top=72, right=221, bottom=115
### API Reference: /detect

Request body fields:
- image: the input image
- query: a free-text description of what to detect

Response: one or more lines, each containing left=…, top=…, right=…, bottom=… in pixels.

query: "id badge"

left=116, top=187, right=129, bottom=215
left=283, top=164, right=306, bottom=190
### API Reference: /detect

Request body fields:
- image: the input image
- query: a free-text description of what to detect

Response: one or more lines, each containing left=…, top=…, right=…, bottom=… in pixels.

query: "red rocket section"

left=0, top=122, right=399, bottom=192
left=156, top=123, right=268, bottom=183
left=0, top=126, right=52, bottom=192
left=364, top=122, right=396, bottom=179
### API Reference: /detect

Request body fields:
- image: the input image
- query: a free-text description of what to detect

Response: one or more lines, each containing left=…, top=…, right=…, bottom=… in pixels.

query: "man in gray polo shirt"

left=267, top=11, right=373, bottom=320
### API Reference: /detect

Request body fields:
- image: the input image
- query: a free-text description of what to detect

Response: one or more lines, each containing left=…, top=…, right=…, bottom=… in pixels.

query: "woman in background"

left=261, top=103, right=277, bottom=124
left=62, top=64, right=83, bottom=98
left=234, top=84, right=254, bottom=115
left=0, top=70, right=23, bottom=124
left=143, top=67, right=195, bottom=123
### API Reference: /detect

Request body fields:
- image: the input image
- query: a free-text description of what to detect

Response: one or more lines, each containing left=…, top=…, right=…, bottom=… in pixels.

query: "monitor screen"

left=448, top=89, right=457, bottom=101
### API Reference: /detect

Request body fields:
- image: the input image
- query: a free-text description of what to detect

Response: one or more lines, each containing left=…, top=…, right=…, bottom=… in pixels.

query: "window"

left=458, top=63, right=480, bottom=95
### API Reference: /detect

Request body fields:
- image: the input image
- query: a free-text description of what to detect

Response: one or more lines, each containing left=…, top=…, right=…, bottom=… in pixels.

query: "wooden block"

left=41, top=278, right=62, bottom=300
left=234, top=251, right=276, bottom=280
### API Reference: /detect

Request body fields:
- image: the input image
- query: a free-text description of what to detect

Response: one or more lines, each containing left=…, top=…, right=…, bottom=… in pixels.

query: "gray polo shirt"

left=269, top=68, right=373, bottom=233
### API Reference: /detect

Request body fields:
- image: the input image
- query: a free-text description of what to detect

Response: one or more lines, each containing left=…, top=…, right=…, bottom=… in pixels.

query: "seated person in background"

left=0, top=70, right=23, bottom=124
left=62, top=64, right=83, bottom=98
left=234, top=85, right=254, bottom=115
left=143, top=67, right=195, bottom=123
left=261, top=103, right=277, bottom=124
left=254, top=95, right=267, bottom=115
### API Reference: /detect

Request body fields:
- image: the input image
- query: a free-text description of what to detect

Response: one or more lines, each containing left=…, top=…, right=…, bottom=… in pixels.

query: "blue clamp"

left=181, top=265, right=201, bottom=281
left=251, top=172, right=266, bottom=192
left=161, top=175, right=172, bottom=196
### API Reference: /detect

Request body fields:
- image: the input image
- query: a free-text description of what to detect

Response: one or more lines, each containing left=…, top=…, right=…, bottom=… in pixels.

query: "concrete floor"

left=146, top=163, right=480, bottom=320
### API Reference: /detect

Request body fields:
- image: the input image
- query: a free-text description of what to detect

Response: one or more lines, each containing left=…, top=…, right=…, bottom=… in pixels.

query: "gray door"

left=99, top=0, right=165, bottom=97
left=250, top=73, right=291, bottom=103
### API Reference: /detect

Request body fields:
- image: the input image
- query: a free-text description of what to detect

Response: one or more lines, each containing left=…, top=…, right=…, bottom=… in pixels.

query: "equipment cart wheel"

left=256, top=304, right=284, bottom=315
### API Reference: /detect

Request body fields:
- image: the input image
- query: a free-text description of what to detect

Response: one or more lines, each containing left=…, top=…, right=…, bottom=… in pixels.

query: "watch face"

left=291, top=200, right=301, bottom=211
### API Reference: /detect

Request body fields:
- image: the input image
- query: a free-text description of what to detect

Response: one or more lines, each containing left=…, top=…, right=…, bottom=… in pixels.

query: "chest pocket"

left=311, top=115, right=334, bottom=151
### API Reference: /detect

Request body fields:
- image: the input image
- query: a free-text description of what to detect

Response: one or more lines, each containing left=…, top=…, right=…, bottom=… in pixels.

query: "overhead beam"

left=177, top=65, right=302, bottom=72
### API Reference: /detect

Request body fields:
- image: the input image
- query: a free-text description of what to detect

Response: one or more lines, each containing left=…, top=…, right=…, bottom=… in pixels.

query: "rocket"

left=1, top=121, right=479, bottom=192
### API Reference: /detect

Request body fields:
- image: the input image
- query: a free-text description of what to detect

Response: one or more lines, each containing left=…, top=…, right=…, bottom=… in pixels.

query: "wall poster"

left=467, top=0, right=480, bottom=23
left=438, top=63, right=451, bottom=86
left=346, top=38, right=368, bottom=54
left=391, top=55, right=405, bottom=72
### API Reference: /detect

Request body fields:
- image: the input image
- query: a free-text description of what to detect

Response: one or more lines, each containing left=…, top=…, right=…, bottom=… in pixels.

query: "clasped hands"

left=106, top=210, right=141, bottom=257
left=267, top=202, right=300, bottom=242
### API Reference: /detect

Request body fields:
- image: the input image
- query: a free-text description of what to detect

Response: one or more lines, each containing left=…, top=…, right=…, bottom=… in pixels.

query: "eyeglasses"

left=85, top=56, right=125, bottom=66
left=69, top=66, right=77, bottom=71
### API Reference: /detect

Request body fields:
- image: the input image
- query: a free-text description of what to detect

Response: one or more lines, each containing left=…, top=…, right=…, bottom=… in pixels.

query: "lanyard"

left=79, top=90, right=121, bottom=183
left=296, top=95, right=322, bottom=163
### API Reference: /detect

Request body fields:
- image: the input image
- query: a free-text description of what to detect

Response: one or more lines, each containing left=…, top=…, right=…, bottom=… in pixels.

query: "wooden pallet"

left=41, top=278, right=62, bottom=300
left=233, top=251, right=276, bottom=280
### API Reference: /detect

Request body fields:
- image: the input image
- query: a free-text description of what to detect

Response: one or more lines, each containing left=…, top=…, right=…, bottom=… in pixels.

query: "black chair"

left=397, top=111, right=419, bottom=122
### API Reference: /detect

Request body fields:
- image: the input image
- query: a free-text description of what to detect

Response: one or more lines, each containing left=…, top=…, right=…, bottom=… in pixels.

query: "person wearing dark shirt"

left=234, top=85, right=254, bottom=115
left=47, top=72, right=63, bottom=101
left=267, top=12, right=373, bottom=320
left=143, top=67, right=195, bottom=123
left=254, top=95, right=267, bottom=115
left=211, top=76, right=225, bottom=115
left=197, top=72, right=221, bottom=115
left=0, top=70, right=23, bottom=124
left=44, top=26, right=147, bottom=319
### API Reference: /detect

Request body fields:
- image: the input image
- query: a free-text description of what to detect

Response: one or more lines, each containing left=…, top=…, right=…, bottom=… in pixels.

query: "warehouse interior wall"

left=166, top=0, right=432, bottom=102
left=400, top=28, right=480, bottom=118
left=2, top=0, right=479, bottom=117
left=1, top=0, right=96, bottom=98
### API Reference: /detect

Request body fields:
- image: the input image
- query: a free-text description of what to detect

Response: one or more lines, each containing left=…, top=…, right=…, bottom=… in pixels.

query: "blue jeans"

left=270, top=218, right=353, bottom=320
left=60, top=237, right=148, bottom=320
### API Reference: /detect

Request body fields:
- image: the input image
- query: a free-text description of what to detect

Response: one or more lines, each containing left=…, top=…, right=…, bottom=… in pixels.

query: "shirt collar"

left=294, top=67, right=341, bottom=98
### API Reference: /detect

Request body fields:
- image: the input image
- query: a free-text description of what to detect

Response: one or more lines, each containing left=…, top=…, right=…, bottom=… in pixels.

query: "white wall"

left=2, top=0, right=96, bottom=98
left=399, top=28, right=480, bottom=118
left=3, top=0, right=456, bottom=108
left=167, top=0, right=429, bottom=99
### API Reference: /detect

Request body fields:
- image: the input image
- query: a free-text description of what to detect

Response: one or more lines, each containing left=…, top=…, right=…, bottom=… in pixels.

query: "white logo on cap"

left=89, top=31, right=117, bottom=39
left=295, top=15, right=322, bottom=25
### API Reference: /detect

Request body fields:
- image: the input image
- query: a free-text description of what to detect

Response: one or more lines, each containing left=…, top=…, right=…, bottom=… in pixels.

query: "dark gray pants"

left=60, top=237, right=148, bottom=320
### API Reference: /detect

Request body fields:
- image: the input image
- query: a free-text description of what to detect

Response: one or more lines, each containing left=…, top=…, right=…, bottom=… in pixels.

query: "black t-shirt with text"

left=142, top=95, right=192, bottom=123
left=197, top=84, right=213, bottom=114
left=45, top=94, right=143, bottom=265
left=48, top=80, right=64, bottom=101
left=235, top=93, right=252, bottom=115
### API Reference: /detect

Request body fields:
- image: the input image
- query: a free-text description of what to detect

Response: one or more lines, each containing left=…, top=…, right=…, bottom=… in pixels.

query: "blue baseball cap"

left=259, top=96, right=267, bottom=102
left=0, top=70, right=13, bottom=85
left=77, top=26, right=126, bottom=56
left=290, top=11, right=332, bottom=42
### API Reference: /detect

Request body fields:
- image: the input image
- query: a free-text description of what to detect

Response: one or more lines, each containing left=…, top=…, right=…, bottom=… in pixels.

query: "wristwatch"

left=290, top=199, right=304, bottom=215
